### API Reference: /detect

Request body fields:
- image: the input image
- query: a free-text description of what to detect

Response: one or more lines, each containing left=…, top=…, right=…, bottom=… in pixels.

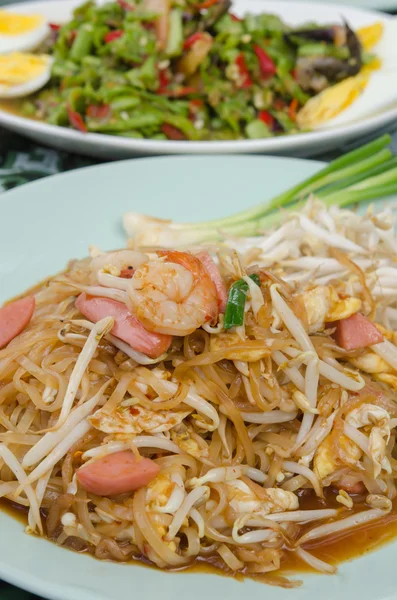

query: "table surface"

left=1, top=0, right=397, bottom=598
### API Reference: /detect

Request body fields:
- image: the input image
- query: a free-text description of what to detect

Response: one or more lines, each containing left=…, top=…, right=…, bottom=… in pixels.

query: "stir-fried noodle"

left=1, top=200, right=397, bottom=585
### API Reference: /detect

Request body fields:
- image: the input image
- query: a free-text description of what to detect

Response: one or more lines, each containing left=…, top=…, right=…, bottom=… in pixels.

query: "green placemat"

left=0, top=129, right=97, bottom=193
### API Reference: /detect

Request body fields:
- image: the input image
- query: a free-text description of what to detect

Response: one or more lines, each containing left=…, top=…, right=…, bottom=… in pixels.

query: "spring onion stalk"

left=224, top=274, right=260, bottom=329
left=168, top=134, right=392, bottom=232
left=315, top=156, right=397, bottom=197
left=125, top=135, right=397, bottom=246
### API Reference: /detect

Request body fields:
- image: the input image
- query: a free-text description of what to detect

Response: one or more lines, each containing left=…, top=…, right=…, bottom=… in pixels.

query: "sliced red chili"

left=117, top=0, right=135, bottom=10
left=195, top=0, right=218, bottom=8
left=49, top=22, right=61, bottom=31
left=258, top=110, right=274, bottom=128
left=230, top=13, right=241, bottom=21
left=67, top=105, right=88, bottom=133
left=158, top=86, right=197, bottom=97
left=235, top=53, right=252, bottom=89
left=170, top=86, right=197, bottom=97
left=183, top=32, right=205, bottom=50
left=104, top=30, right=124, bottom=43
left=86, top=104, right=111, bottom=119
left=189, top=99, right=204, bottom=119
left=288, top=98, right=299, bottom=121
left=254, top=45, right=276, bottom=78
left=162, top=123, right=187, bottom=140
left=158, top=69, right=170, bottom=92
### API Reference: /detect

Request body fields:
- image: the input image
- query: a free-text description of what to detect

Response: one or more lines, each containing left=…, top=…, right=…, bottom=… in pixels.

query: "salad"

left=23, top=0, right=375, bottom=140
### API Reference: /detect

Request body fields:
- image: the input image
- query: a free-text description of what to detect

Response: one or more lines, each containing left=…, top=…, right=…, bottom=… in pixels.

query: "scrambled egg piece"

left=147, top=473, right=176, bottom=510
left=302, top=286, right=361, bottom=334
left=349, top=351, right=391, bottom=374
left=314, top=434, right=361, bottom=481
left=90, top=404, right=190, bottom=434
left=227, top=480, right=298, bottom=515
left=170, top=428, right=209, bottom=458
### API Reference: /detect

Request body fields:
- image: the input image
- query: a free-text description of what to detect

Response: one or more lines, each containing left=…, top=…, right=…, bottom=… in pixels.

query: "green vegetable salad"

left=25, top=0, right=365, bottom=140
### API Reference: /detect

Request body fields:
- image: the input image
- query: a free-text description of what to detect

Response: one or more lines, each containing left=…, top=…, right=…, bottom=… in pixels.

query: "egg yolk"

left=0, top=11, right=44, bottom=35
left=0, top=53, right=48, bottom=86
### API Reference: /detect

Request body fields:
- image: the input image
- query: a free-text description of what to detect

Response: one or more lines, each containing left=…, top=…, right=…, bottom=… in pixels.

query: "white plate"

left=1, top=155, right=397, bottom=600
left=286, top=0, right=397, bottom=12
left=0, top=0, right=396, bottom=158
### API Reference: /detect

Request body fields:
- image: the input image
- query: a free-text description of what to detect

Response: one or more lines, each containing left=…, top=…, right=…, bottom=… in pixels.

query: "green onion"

left=168, top=135, right=397, bottom=238
left=126, top=135, right=397, bottom=248
left=224, top=274, right=260, bottom=330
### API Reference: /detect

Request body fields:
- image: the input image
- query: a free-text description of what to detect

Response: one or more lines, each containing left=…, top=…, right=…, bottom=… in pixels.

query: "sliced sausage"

left=77, top=451, right=160, bottom=496
left=335, top=474, right=366, bottom=495
left=334, top=313, right=384, bottom=351
left=196, top=251, right=228, bottom=313
left=0, top=296, right=35, bottom=349
left=75, top=293, right=172, bottom=358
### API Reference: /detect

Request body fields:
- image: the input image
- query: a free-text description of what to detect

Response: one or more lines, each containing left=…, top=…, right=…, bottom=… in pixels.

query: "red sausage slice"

left=0, top=296, right=35, bottom=349
left=75, top=293, right=172, bottom=358
left=334, top=313, right=384, bottom=351
left=196, top=251, right=228, bottom=313
left=77, top=451, right=160, bottom=496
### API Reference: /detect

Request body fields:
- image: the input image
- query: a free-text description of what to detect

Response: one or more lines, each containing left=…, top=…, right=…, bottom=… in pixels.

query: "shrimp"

left=127, top=251, right=218, bottom=336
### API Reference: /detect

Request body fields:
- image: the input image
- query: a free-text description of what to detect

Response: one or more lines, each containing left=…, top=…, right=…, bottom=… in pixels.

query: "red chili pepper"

left=258, top=110, right=274, bottom=128
left=158, top=68, right=170, bottom=93
left=158, top=85, right=197, bottom=97
left=104, top=30, right=124, bottom=43
left=254, top=45, right=276, bottom=78
left=49, top=22, right=61, bottom=31
left=86, top=104, right=111, bottom=119
left=67, top=105, right=88, bottom=133
left=117, top=0, right=135, bottom=10
left=235, top=53, right=252, bottom=89
left=230, top=13, right=241, bottom=21
left=189, top=98, right=204, bottom=119
left=288, top=98, right=299, bottom=121
left=183, top=32, right=205, bottom=50
left=195, top=0, right=218, bottom=8
left=291, top=68, right=297, bottom=80
left=169, top=86, right=197, bottom=97
left=161, top=124, right=187, bottom=140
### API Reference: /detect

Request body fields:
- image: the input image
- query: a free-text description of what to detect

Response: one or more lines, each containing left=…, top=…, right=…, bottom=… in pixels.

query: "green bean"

left=110, top=96, right=141, bottom=111
left=70, top=24, right=94, bottom=61
left=87, top=112, right=163, bottom=132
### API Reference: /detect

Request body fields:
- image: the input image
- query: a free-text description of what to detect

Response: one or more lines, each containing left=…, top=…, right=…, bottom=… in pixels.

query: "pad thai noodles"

left=1, top=199, right=397, bottom=586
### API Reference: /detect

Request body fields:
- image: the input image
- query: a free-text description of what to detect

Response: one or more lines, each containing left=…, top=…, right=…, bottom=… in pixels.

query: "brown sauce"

left=0, top=99, right=40, bottom=120
left=2, top=490, right=397, bottom=580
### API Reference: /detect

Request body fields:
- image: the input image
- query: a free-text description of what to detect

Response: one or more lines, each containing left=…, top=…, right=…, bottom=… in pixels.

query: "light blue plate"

left=0, top=156, right=395, bottom=600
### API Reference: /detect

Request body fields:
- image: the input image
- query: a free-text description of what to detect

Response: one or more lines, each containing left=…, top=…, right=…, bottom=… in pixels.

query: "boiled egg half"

left=0, top=10, right=49, bottom=54
left=0, top=52, right=53, bottom=98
